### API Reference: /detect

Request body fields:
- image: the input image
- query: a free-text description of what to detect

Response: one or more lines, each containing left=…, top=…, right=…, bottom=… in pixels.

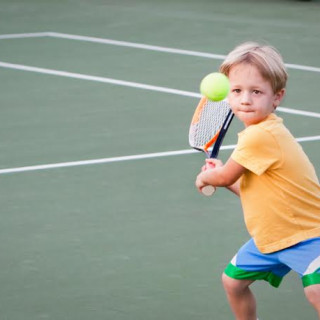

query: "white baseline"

left=0, top=61, right=320, bottom=118
left=0, top=136, right=320, bottom=175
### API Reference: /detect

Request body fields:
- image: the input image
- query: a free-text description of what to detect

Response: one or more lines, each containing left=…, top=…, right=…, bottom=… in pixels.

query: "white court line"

left=0, top=32, right=50, bottom=40
left=0, top=148, right=200, bottom=175
left=47, top=32, right=227, bottom=60
left=0, top=61, right=200, bottom=98
left=0, top=136, right=320, bottom=175
left=1, top=61, right=320, bottom=118
left=1, top=32, right=320, bottom=73
left=277, top=106, right=320, bottom=118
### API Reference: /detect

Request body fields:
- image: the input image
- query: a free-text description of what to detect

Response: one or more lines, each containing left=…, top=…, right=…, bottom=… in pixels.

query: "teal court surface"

left=1, top=0, right=320, bottom=319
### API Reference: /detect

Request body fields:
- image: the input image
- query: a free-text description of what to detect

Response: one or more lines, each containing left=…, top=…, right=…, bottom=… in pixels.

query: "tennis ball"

left=200, top=72, right=230, bottom=101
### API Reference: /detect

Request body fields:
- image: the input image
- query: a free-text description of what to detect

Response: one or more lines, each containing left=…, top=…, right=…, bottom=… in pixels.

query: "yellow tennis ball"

left=200, top=72, right=230, bottom=101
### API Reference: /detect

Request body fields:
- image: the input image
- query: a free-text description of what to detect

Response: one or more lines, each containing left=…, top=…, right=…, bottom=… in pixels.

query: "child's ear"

left=273, top=88, right=286, bottom=109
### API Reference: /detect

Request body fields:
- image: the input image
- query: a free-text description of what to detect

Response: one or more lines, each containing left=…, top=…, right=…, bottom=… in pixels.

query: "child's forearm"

left=195, top=158, right=245, bottom=194
left=197, top=167, right=231, bottom=189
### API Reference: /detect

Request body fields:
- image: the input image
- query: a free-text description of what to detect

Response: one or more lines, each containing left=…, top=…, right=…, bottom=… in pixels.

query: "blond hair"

left=220, top=42, right=288, bottom=93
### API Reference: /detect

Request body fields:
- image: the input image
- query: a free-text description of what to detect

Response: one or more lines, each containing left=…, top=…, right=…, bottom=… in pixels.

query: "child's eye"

left=233, top=89, right=241, bottom=93
left=253, top=90, right=261, bottom=94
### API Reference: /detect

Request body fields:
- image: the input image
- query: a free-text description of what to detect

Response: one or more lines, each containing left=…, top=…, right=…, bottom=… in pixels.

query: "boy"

left=195, top=42, right=320, bottom=319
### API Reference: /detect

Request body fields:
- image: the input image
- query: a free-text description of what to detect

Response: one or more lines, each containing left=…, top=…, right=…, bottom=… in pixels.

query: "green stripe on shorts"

left=302, top=269, right=320, bottom=287
left=224, top=262, right=283, bottom=288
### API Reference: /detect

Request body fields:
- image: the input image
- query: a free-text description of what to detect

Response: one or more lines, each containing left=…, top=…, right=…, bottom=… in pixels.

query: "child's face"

left=227, top=63, right=285, bottom=127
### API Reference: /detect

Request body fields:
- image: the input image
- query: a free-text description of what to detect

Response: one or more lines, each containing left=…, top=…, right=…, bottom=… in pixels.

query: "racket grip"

left=201, top=185, right=216, bottom=196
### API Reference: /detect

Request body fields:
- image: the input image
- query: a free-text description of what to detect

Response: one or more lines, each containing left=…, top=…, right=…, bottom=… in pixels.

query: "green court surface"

left=0, top=0, right=320, bottom=319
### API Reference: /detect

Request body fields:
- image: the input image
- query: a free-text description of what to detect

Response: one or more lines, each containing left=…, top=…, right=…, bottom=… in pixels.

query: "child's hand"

left=202, top=158, right=223, bottom=171
left=195, top=172, right=207, bottom=191
left=197, top=159, right=224, bottom=193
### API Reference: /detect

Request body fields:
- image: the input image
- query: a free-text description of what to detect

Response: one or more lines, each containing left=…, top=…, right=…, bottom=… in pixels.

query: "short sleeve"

left=231, top=125, right=281, bottom=176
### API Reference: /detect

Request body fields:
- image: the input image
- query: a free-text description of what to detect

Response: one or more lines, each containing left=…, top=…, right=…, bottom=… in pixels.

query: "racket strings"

left=189, top=99, right=230, bottom=151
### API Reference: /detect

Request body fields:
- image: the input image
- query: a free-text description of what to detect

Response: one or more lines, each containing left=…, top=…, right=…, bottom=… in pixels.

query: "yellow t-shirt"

left=231, top=113, right=320, bottom=253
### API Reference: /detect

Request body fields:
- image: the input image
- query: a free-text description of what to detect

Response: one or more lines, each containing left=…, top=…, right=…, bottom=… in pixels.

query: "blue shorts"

left=224, top=237, right=320, bottom=288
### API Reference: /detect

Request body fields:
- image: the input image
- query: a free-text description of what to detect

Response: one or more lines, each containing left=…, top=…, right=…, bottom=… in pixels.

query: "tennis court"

left=0, top=0, right=320, bottom=319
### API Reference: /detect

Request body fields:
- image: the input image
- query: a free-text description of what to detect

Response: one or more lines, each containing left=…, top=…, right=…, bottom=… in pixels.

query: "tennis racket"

left=189, top=96, right=234, bottom=196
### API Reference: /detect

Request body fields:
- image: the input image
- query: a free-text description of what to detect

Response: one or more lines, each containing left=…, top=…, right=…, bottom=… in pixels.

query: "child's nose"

left=241, top=91, right=251, bottom=105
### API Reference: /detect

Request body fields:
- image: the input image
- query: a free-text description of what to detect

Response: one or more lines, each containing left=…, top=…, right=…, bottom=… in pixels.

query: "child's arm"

left=226, top=179, right=241, bottom=196
left=195, top=158, right=245, bottom=195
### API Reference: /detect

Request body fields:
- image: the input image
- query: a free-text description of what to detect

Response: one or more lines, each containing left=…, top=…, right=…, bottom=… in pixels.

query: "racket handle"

left=201, top=185, right=216, bottom=196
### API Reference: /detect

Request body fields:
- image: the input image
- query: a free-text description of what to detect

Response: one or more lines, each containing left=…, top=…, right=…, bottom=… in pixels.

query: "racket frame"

left=189, top=97, right=234, bottom=196
left=209, top=109, right=234, bottom=159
